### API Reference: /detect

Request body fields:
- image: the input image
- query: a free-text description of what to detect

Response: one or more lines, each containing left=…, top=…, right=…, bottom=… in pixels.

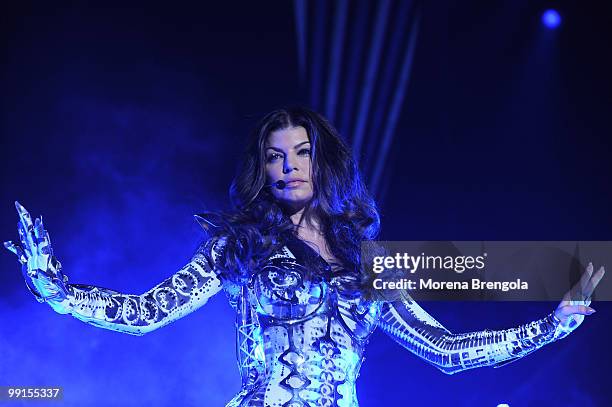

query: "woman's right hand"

left=4, top=201, right=71, bottom=311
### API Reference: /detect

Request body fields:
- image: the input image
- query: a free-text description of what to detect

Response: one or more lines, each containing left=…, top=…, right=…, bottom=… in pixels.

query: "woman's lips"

left=285, top=180, right=305, bottom=188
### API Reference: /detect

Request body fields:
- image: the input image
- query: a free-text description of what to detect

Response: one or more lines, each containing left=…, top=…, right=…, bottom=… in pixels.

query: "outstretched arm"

left=378, top=263, right=604, bottom=375
left=4, top=201, right=226, bottom=336
left=378, top=298, right=561, bottom=375
left=61, top=243, right=223, bottom=335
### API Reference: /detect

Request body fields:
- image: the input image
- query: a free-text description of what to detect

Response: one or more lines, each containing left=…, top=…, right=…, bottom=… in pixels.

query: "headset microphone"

left=265, top=180, right=286, bottom=190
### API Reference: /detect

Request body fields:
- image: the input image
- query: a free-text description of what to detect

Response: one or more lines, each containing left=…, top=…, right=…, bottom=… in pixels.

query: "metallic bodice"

left=223, top=235, right=381, bottom=407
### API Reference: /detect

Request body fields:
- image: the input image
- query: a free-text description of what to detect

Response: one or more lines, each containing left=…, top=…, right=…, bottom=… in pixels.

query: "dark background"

left=1, top=1, right=611, bottom=406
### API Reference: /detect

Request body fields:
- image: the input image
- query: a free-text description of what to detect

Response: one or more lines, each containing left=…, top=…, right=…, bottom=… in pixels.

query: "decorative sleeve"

left=377, top=295, right=575, bottom=375
left=50, top=236, right=227, bottom=336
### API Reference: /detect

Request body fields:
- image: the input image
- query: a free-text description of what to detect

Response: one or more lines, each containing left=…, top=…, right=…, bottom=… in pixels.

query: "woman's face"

left=264, top=126, right=314, bottom=213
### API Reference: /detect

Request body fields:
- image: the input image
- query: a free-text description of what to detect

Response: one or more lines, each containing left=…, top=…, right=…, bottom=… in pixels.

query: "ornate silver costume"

left=5, top=202, right=582, bottom=407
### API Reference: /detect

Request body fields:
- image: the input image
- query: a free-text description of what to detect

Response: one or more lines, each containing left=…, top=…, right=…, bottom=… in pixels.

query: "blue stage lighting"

left=542, top=9, right=561, bottom=29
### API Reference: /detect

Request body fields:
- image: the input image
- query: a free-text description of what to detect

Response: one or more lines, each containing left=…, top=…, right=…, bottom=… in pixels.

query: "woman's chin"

left=278, top=198, right=312, bottom=215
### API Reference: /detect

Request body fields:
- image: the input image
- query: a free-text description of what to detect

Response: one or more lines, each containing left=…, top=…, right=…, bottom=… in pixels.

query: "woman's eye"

left=266, top=153, right=282, bottom=162
left=298, top=149, right=311, bottom=156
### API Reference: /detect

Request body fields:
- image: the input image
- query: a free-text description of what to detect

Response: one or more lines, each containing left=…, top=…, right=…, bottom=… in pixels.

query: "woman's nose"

left=283, top=156, right=298, bottom=174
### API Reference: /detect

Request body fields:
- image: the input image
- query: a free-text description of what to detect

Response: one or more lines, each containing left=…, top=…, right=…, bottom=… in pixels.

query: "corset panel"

left=223, top=236, right=380, bottom=407
left=246, top=242, right=381, bottom=341
left=252, top=256, right=325, bottom=322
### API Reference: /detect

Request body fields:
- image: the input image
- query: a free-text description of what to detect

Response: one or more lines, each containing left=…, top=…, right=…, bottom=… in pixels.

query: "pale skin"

left=264, top=126, right=338, bottom=265
left=4, top=125, right=607, bottom=328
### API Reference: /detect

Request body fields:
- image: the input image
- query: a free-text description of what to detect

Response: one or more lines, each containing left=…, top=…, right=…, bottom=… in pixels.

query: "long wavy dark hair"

left=198, top=107, right=380, bottom=284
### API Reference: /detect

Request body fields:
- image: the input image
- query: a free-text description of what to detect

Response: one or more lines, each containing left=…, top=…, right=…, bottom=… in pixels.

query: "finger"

left=33, top=217, right=50, bottom=256
left=573, top=262, right=594, bottom=300
left=4, top=240, right=18, bottom=255
left=565, top=262, right=594, bottom=302
left=39, top=216, right=52, bottom=247
left=17, top=224, right=33, bottom=258
left=593, top=265, right=605, bottom=286
left=15, top=201, right=34, bottom=231
left=33, top=218, right=42, bottom=256
left=33, top=217, right=43, bottom=242
left=4, top=240, right=27, bottom=264
left=580, top=266, right=605, bottom=301
left=579, top=262, right=594, bottom=294
left=584, top=266, right=606, bottom=299
left=38, top=217, right=53, bottom=256
left=557, top=304, right=596, bottom=317
left=16, top=201, right=37, bottom=253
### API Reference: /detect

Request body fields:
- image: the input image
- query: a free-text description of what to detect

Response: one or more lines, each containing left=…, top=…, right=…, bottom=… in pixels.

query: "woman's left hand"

left=554, top=262, right=605, bottom=327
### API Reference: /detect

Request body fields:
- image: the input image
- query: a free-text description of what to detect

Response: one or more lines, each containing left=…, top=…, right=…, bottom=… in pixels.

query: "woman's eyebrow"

left=293, top=141, right=310, bottom=148
left=265, top=141, right=310, bottom=152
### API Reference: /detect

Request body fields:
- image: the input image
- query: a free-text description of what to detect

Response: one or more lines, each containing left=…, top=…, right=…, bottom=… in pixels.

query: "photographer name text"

left=373, top=278, right=529, bottom=291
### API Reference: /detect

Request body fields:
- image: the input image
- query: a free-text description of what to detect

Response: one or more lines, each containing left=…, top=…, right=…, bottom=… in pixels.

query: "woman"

left=4, top=107, right=605, bottom=406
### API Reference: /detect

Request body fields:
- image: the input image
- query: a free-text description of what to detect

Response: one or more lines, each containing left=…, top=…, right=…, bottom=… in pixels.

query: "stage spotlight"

left=497, top=404, right=510, bottom=407
left=542, top=9, right=561, bottom=29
